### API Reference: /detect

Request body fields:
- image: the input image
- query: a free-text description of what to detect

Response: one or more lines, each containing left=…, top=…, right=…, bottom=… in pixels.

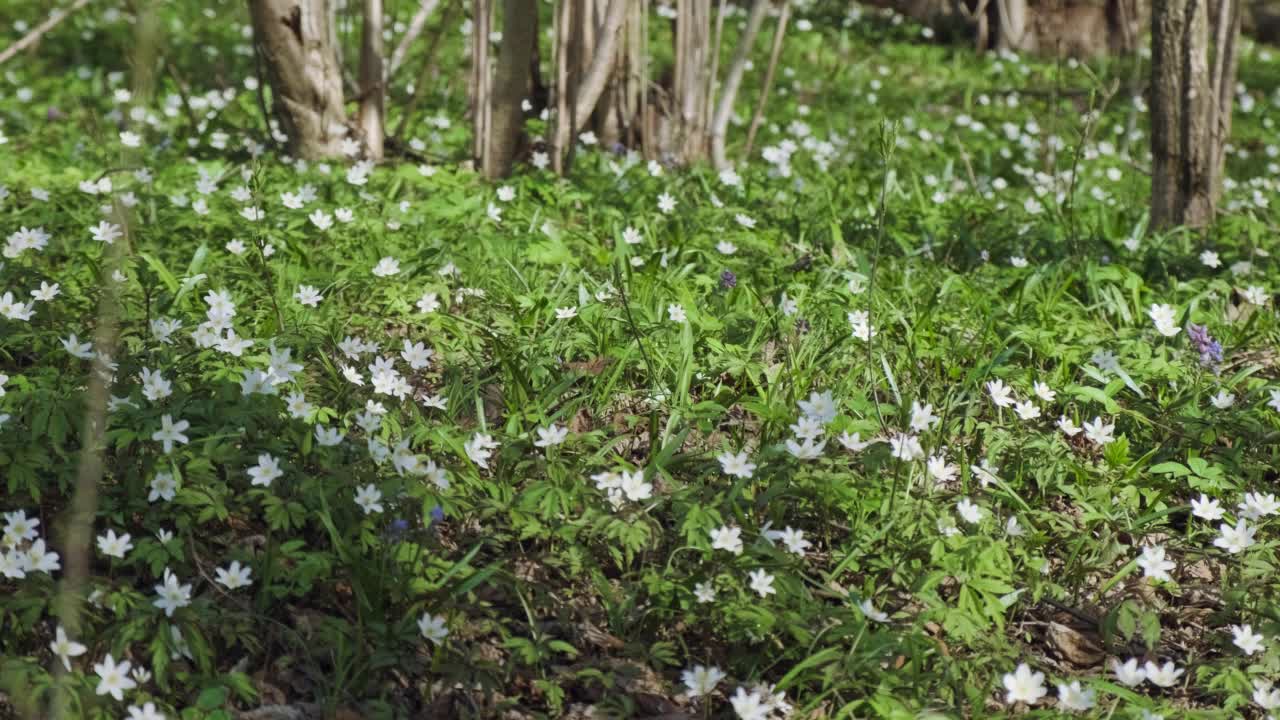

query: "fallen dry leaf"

left=1047, top=621, right=1105, bottom=667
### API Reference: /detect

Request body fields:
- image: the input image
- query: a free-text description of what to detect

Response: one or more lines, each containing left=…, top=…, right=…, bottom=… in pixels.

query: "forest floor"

left=3, top=2, right=1280, bottom=719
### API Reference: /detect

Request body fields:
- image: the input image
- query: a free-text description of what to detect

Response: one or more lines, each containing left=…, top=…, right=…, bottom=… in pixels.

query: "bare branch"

left=0, top=0, right=95, bottom=66
left=388, top=0, right=442, bottom=79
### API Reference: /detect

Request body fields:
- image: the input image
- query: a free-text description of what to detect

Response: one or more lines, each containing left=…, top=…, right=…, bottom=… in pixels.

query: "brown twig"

left=162, top=59, right=200, bottom=133
left=952, top=132, right=981, bottom=197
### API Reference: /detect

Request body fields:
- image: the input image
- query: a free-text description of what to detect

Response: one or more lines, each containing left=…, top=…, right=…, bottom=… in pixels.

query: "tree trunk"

left=709, top=0, right=769, bottom=169
left=1107, top=0, right=1144, bottom=53
left=471, top=0, right=493, bottom=167
left=484, top=0, right=538, bottom=177
left=549, top=0, right=632, bottom=172
left=993, top=0, right=1031, bottom=51
left=615, top=0, right=648, bottom=150
left=866, top=0, right=1147, bottom=58
left=572, top=0, right=630, bottom=134
left=1150, top=0, right=1238, bottom=229
left=664, top=0, right=712, bottom=164
left=744, top=0, right=790, bottom=159
left=359, top=0, right=385, bottom=160
left=249, top=0, right=349, bottom=159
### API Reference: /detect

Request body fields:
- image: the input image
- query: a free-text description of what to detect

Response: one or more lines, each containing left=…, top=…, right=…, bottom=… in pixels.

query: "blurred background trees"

left=242, top=0, right=1248, bottom=227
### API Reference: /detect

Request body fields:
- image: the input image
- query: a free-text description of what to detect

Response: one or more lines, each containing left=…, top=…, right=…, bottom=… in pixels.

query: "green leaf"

left=140, top=252, right=181, bottom=294
left=1149, top=461, right=1189, bottom=477
left=195, top=685, right=228, bottom=711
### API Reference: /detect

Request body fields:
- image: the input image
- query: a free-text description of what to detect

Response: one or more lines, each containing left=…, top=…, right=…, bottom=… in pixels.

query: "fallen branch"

left=0, top=0, right=95, bottom=66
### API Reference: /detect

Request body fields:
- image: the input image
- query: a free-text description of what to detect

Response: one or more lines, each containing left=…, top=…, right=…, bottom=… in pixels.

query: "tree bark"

left=1206, top=0, right=1240, bottom=200
left=484, top=0, right=539, bottom=177
left=664, top=0, right=712, bottom=164
left=250, top=0, right=349, bottom=159
left=471, top=0, right=493, bottom=166
left=1150, top=0, right=1237, bottom=229
left=359, top=0, right=386, bottom=160
left=993, top=0, right=1031, bottom=51
left=550, top=0, right=632, bottom=172
left=618, top=0, right=648, bottom=150
left=571, top=0, right=630, bottom=131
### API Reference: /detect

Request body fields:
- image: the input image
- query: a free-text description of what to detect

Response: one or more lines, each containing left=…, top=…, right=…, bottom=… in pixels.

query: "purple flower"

left=1187, top=323, right=1223, bottom=369
left=427, top=505, right=444, bottom=528
left=719, top=269, right=737, bottom=290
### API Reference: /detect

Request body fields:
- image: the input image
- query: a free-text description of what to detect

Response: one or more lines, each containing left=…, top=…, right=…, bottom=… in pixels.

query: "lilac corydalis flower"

left=1187, top=323, right=1223, bottom=370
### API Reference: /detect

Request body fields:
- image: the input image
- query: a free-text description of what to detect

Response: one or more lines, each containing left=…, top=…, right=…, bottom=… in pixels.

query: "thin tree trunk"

left=744, top=0, right=789, bottom=159
left=388, top=0, right=442, bottom=79
left=359, top=0, right=386, bottom=160
left=994, top=0, right=1031, bottom=51
left=571, top=0, right=630, bottom=130
left=704, top=0, right=727, bottom=138
left=471, top=0, right=492, bottom=166
left=1150, top=0, right=1234, bottom=229
left=667, top=0, right=712, bottom=164
left=552, top=0, right=574, bottom=173
left=249, top=0, right=349, bottom=159
left=1150, top=0, right=1185, bottom=227
left=1106, top=0, right=1142, bottom=53
left=330, top=0, right=344, bottom=80
left=621, top=0, right=646, bottom=149
left=552, top=0, right=630, bottom=172
left=1206, top=0, right=1240, bottom=200
left=638, top=0, right=651, bottom=158
left=484, top=0, right=538, bottom=177
left=709, top=0, right=769, bottom=169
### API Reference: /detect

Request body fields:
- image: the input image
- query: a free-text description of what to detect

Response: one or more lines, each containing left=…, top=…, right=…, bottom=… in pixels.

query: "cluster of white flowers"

left=592, top=468, right=653, bottom=508
left=1, top=510, right=60, bottom=578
